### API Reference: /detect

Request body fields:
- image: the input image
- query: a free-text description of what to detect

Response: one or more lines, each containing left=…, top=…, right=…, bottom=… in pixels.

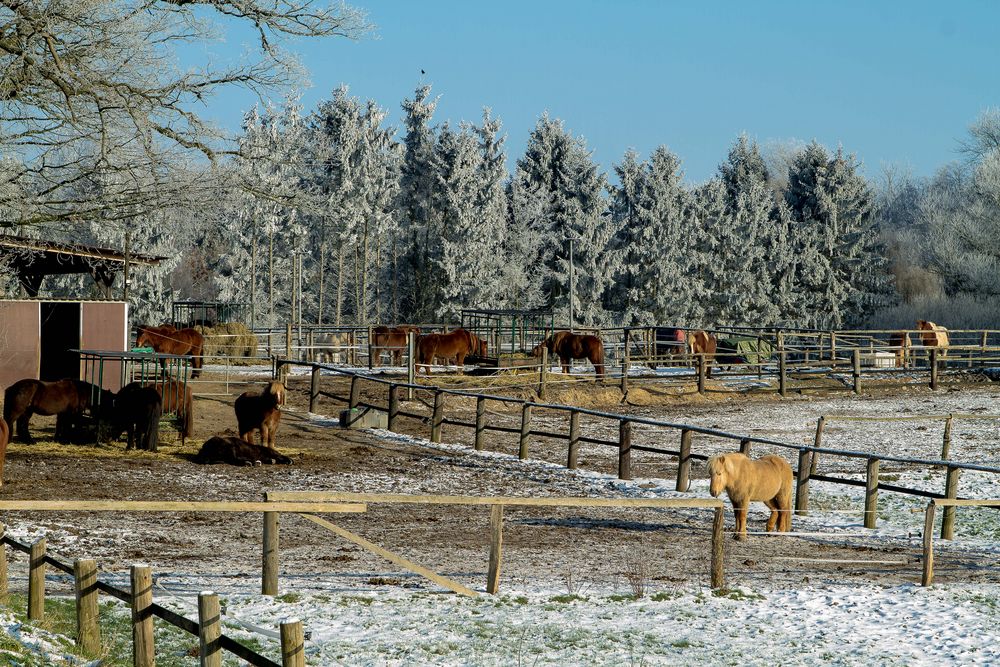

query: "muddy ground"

left=2, top=367, right=998, bottom=596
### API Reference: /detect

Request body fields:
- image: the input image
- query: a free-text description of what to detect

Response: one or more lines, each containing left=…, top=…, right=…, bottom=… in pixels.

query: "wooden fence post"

left=864, top=457, right=880, bottom=529
left=620, top=329, right=630, bottom=397
left=697, top=354, right=706, bottom=395
left=28, top=537, right=45, bottom=620
left=676, top=429, right=692, bottom=492
left=941, top=466, right=960, bottom=540
left=739, top=438, right=751, bottom=456
left=285, top=323, right=292, bottom=361
left=74, top=559, right=100, bottom=655
left=309, top=365, right=320, bottom=414
left=280, top=619, right=306, bottom=667
left=710, top=506, right=725, bottom=589
left=922, top=502, right=936, bottom=586
left=538, top=348, right=548, bottom=399
left=830, top=332, right=837, bottom=361
left=386, top=385, right=399, bottom=432
left=567, top=410, right=580, bottom=469
left=618, top=419, right=632, bottom=480
left=131, top=564, right=154, bottom=667
left=0, top=522, right=8, bottom=599
left=852, top=348, right=861, bottom=394
left=778, top=349, right=787, bottom=397
left=349, top=330, right=357, bottom=366
left=406, top=332, right=416, bottom=401
left=348, top=376, right=361, bottom=412
left=367, top=324, right=374, bottom=370
left=262, top=511, right=279, bottom=595
left=474, top=397, right=486, bottom=451
left=941, top=414, right=953, bottom=460
left=431, top=390, right=445, bottom=443
left=198, top=591, right=222, bottom=667
left=486, top=504, right=503, bottom=594
left=794, top=449, right=811, bottom=516
left=518, top=403, right=532, bottom=460
left=930, top=348, right=939, bottom=390
left=814, top=416, right=826, bottom=449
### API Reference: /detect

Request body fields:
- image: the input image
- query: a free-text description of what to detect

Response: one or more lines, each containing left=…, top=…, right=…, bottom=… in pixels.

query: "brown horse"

left=0, top=417, right=9, bottom=486
left=136, top=324, right=205, bottom=378
left=532, top=331, right=605, bottom=379
left=146, top=380, right=193, bottom=443
left=234, top=381, right=285, bottom=447
left=415, top=328, right=480, bottom=374
left=652, top=327, right=686, bottom=368
left=195, top=436, right=291, bottom=466
left=708, top=452, right=793, bottom=540
left=110, top=382, right=162, bottom=452
left=372, top=325, right=422, bottom=366
left=889, top=331, right=911, bottom=367
left=3, top=379, right=112, bottom=444
left=689, top=330, right=718, bottom=377
left=917, top=320, right=949, bottom=349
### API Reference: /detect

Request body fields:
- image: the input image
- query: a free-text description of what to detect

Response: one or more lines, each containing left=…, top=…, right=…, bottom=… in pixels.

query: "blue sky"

left=198, top=0, right=1000, bottom=184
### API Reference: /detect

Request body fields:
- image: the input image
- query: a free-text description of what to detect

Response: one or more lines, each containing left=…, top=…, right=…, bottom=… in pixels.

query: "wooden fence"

left=921, top=498, right=1000, bottom=586
left=281, top=359, right=1000, bottom=545
left=0, top=500, right=364, bottom=667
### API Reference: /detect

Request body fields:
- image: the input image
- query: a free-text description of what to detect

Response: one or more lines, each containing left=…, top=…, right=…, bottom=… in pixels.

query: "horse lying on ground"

left=234, top=381, right=285, bottom=447
left=415, top=328, right=484, bottom=374
left=3, top=379, right=112, bottom=444
left=136, top=324, right=205, bottom=378
left=532, top=330, right=605, bottom=380
left=0, top=417, right=9, bottom=487
left=110, top=382, right=162, bottom=452
left=708, top=452, right=793, bottom=540
left=146, top=380, right=194, bottom=443
left=372, top=325, right=422, bottom=366
left=688, top=330, right=718, bottom=377
left=195, top=436, right=291, bottom=466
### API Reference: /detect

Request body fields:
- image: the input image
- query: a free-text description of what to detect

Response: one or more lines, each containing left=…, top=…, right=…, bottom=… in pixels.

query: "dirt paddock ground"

left=2, top=367, right=999, bottom=596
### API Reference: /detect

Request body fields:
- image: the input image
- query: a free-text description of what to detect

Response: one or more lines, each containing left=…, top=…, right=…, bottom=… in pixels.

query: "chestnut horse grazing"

left=3, top=379, right=110, bottom=444
left=195, top=435, right=291, bottom=466
left=415, top=328, right=481, bottom=374
left=234, top=381, right=285, bottom=447
left=708, top=452, right=793, bottom=540
left=136, top=324, right=205, bottom=378
left=372, top=325, right=422, bottom=366
left=0, top=417, right=9, bottom=486
left=688, top=330, right=718, bottom=377
left=532, top=331, right=605, bottom=379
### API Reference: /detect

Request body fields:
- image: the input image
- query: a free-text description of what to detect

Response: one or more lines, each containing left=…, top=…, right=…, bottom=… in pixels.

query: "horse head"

left=530, top=338, right=550, bottom=358
left=267, top=381, right=286, bottom=406
left=707, top=454, right=731, bottom=497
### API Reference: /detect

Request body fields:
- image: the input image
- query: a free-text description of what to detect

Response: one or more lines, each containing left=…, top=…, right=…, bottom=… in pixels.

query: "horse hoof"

left=254, top=460, right=262, bottom=467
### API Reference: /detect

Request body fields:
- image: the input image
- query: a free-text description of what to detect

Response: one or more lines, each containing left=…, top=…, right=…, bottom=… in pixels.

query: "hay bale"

left=194, top=322, right=258, bottom=359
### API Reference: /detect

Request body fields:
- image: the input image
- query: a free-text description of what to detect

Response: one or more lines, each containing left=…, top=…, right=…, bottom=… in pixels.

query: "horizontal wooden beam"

left=933, top=499, right=1000, bottom=508
left=0, top=501, right=367, bottom=513
left=267, top=491, right=722, bottom=510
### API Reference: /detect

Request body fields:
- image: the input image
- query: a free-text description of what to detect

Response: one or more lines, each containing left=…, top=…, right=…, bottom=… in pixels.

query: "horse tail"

left=183, top=388, right=194, bottom=439
left=190, top=334, right=204, bottom=377
left=593, top=339, right=606, bottom=379
left=145, top=397, right=162, bottom=452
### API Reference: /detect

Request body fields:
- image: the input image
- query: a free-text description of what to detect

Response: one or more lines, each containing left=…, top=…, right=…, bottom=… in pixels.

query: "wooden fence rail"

left=278, top=358, right=1000, bottom=547
left=921, top=498, right=1000, bottom=586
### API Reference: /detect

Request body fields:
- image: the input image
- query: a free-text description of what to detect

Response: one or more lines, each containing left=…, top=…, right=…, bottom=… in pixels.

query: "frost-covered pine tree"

left=397, top=85, right=441, bottom=323
left=511, top=114, right=612, bottom=326
left=608, top=147, right=692, bottom=325
left=472, top=109, right=514, bottom=309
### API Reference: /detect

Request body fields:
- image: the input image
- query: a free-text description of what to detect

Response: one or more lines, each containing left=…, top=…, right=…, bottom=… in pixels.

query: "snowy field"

left=5, top=382, right=1000, bottom=665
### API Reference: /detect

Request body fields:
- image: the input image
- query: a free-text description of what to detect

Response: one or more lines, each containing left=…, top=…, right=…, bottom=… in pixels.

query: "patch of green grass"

left=338, top=595, right=375, bottom=606
left=712, top=588, right=765, bottom=601
left=549, top=593, right=588, bottom=604
left=650, top=591, right=683, bottom=602
left=275, top=592, right=302, bottom=604
left=671, top=639, right=692, bottom=649
left=606, top=594, right=634, bottom=602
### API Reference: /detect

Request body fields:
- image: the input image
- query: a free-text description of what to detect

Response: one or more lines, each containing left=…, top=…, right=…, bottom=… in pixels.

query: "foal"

left=234, top=381, right=285, bottom=447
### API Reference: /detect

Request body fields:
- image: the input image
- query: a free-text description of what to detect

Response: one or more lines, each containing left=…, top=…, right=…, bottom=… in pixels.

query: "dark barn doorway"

left=40, top=302, right=80, bottom=381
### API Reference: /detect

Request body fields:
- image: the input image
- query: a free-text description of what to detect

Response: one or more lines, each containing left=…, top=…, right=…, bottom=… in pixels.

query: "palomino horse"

left=372, top=325, right=422, bottom=366
left=3, top=379, right=112, bottom=444
left=532, top=331, right=605, bottom=380
left=415, top=328, right=484, bottom=374
left=688, top=330, right=718, bottom=377
left=917, top=320, right=949, bottom=349
left=136, top=324, right=205, bottom=378
left=234, top=381, right=285, bottom=447
left=708, top=452, right=793, bottom=540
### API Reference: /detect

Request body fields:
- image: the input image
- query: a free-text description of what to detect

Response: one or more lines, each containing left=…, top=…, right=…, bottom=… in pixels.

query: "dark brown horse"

left=652, top=327, right=687, bottom=368
left=689, top=330, right=718, bottom=377
left=110, top=382, right=162, bottom=452
left=372, top=325, right=422, bottom=366
left=136, top=324, right=205, bottom=378
left=195, top=435, right=291, bottom=466
left=234, top=381, right=285, bottom=447
left=146, top=380, right=193, bottom=443
left=3, top=379, right=111, bottom=444
left=415, top=328, right=482, bottom=374
left=0, top=417, right=9, bottom=487
left=532, top=331, right=605, bottom=379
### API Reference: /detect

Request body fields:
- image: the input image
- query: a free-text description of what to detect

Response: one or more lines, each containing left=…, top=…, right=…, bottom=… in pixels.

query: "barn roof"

left=0, top=234, right=166, bottom=297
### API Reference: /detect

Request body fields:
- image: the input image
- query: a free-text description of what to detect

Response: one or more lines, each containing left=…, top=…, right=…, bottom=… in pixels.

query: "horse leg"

left=733, top=502, right=748, bottom=540
left=456, top=353, right=466, bottom=374
left=764, top=499, right=779, bottom=533
left=16, top=412, right=34, bottom=444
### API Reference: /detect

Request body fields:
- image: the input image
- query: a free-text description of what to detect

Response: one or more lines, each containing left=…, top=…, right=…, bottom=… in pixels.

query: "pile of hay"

left=194, top=322, right=258, bottom=359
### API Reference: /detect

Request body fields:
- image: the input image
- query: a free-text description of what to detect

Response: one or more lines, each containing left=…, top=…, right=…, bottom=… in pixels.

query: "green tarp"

left=716, top=336, right=775, bottom=365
